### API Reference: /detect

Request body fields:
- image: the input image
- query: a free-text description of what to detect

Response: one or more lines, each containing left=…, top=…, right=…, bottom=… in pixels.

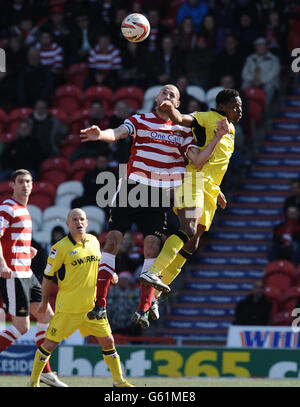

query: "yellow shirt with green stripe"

left=44, top=233, right=101, bottom=314
left=187, top=109, right=235, bottom=187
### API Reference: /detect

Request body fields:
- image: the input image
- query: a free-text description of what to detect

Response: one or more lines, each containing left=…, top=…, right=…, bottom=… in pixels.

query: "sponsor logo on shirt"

left=50, top=248, right=57, bottom=259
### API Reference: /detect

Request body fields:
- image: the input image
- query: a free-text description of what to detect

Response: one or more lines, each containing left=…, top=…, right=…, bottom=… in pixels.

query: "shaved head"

left=67, top=208, right=87, bottom=221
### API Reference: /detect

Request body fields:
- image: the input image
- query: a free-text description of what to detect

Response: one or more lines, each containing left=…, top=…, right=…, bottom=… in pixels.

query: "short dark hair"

left=216, top=89, right=240, bottom=107
left=11, top=169, right=32, bottom=182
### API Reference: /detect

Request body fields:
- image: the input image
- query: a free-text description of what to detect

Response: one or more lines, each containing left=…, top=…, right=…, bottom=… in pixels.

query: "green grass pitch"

left=0, top=376, right=299, bottom=387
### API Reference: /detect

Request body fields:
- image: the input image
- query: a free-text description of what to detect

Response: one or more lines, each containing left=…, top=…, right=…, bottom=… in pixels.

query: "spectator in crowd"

left=87, top=33, right=122, bottom=90
left=267, top=205, right=300, bottom=265
left=46, top=225, right=66, bottom=255
left=177, top=0, right=210, bottom=33
left=198, top=13, right=224, bottom=51
left=12, top=16, right=40, bottom=47
left=0, top=71, right=18, bottom=112
left=214, top=34, right=247, bottom=89
left=283, top=178, right=300, bottom=214
left=241, top=37, right=280, bottom=109
left=1, top=118, right=43, bottom=177
left=71, top=99, right=110, bottom=161
left=35, top=30, right=64, bottom=87
left=107, top=270, right=142, bottom=336
left=233, top=280, right=272, bottom=325
left=5, top=35, right=27, bottom=81
left=265, top=9, right=288, bottom=63
left=175, top=76, right=195, bottom=113
left=143, top=8, right=170, bottom=53
left=235, top=0, right=259, bottom=22
left=109, top=100, right=133, bottom=164
left=40, top=6, right=71, bottom=62
left=115, top=232, right=143, bottom=275
left=234, top=13, right=262, bottom=48
left=17, top=47, right=53, bottom=107
left=71, top=155, right=115, bottom=212
left=29, top=99, right=68, bottom=158
left=175, top=17, right=198, bottom=52
left=214, top=0, right=237, bottom=30
left=110, top=8, right=128, bottom=49
left=185, top=36, right=215, bottom=89
left=119, top=42, right=148, bottom=87
left=256, top=0, right=278, bottom=31
left=69, top=13, right=98, bottom=64
left=149, top=35, right=185, bottom=85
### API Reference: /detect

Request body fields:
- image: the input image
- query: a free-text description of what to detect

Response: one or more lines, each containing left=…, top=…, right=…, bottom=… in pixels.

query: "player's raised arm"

left=80, top=125, right=129, bottom=143
left=159, top=100, right=194, bottom=127
left=187, top=118, right=230, bottom=169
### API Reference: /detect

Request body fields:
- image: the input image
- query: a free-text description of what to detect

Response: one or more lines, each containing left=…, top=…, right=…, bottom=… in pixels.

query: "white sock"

left=99, top=252, right=116, bottom=277
left=141, top=258, right=156, bottom=275
left=36, top=322, right=49, bottom=344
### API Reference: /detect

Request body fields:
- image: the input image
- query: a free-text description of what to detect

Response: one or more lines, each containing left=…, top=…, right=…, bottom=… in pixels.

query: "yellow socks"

left=155, top=249, right=192, bottom=297
left=30, top=346, right=51, bottom=386
left=102, top=348, right=124, bottom=384
left=149, top=230, right=190, bottom=276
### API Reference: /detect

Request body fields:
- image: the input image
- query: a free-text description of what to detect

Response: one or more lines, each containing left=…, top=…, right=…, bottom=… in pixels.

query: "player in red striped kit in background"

left=80, top=84, right=225, bottom=327
left=0, top=169, right=67, bottom=387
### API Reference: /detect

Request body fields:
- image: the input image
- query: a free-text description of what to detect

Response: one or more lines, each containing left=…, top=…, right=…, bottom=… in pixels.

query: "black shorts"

left=0, top=274, right=42, bottom=317
left=108, top=180, right=170, bottom=238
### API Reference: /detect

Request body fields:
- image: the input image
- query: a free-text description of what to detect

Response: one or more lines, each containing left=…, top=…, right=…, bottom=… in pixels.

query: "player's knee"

left=181, top=221, right=198, bottom=239
left=103, top=231, right=123, bottom=254
left=144, top=235, right=161, bottom=258
left=100, top=335, right=115, bottom=350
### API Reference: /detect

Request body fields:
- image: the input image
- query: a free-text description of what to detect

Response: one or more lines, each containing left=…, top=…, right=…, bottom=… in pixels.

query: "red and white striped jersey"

left=122, top=112, right=196, bottom=187
left=0, top=199, right=32, bottom=278
left=88, top=44, right=122, bottom=70
left=36, top=42, right=64, bottom=71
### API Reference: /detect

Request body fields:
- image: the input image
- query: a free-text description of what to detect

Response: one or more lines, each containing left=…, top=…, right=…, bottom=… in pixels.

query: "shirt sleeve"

left=190, top=112, right=207, bottom=147
left=122, top=116, right=136, bottom=138
left=44, top=244, right=64, bottom=279
left=0, top=204, right=14, bottom=237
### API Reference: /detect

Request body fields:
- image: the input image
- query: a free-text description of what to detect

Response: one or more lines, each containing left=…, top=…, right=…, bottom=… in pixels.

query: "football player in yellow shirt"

left=29, top=208, right=133, bottom=387
left=139, top=89, right=242, bottom=315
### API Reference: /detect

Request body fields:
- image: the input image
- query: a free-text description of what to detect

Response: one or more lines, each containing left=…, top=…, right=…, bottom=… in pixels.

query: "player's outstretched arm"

left=159, top=101, right=194, bottom=127
left=80, top=125, right=129, bottom=143
left=187, top=118, right=230, bottom=169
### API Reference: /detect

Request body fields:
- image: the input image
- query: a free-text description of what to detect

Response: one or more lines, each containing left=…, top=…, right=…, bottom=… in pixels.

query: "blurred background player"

left=0, top=169, right=66, bottom=387
left=29, top=208, right=133, bottom=387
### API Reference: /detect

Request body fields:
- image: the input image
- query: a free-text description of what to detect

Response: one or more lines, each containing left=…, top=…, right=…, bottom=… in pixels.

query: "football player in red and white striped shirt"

left=80, top=84, right=224, bottom=326
left=0, top=169, right=67, bottom=387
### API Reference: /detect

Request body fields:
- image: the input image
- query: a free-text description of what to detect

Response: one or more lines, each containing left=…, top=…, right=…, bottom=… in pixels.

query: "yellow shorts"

left=174, top=176, right=220, bottom=232
left=174, top=170, right=204, bottom=211
left=45, top=311, right=112, bottom=343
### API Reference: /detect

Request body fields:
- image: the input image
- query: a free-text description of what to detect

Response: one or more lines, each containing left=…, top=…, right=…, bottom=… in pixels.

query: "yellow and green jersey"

left=44, top=233, right=101, bottom=314
left=187, top=109, right=235, bottom=186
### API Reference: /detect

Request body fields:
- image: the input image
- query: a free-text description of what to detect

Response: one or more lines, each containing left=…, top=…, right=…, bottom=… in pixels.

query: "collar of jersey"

left=67, top=233, right=89, bottom=246
left=210, top=108, right=227, bottom=118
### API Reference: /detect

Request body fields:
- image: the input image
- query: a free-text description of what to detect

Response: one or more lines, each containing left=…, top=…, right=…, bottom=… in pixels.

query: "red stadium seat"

left=264, top=286, right=282, bottom=317
left=281, top=286, right=300, bottom=312
left=29, top=181, right=56, bottom=210
left=40, top=157, right=70, bottom=174
left=49, top=107, right=68, bottom=124
left=53, top=85, right=82, bottom=116
left=8, top=107, right=33, bottom=134
left=67, top=63, right=89, bottom=89
left=271, top=311, right=294, bottom=326
left=264, top=260, right=295, bottom=293
left=70, top=157, right=96, bottom=181
left=60, top=134, right=81, bottom=160
left=70, top=109, right=89, bottom=135
left=244, top=87, right=266, bottom=139
left=0, top=109, right=7, bottom=133
left=0, top=181, right=13, bottom=201
left=0, top=132, right=16, bottom=143
left=39, top=157, right=70, bottom=189
left=83, top=86, right=114, bottom=113
left=114, top=86, right=144, bottom=111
